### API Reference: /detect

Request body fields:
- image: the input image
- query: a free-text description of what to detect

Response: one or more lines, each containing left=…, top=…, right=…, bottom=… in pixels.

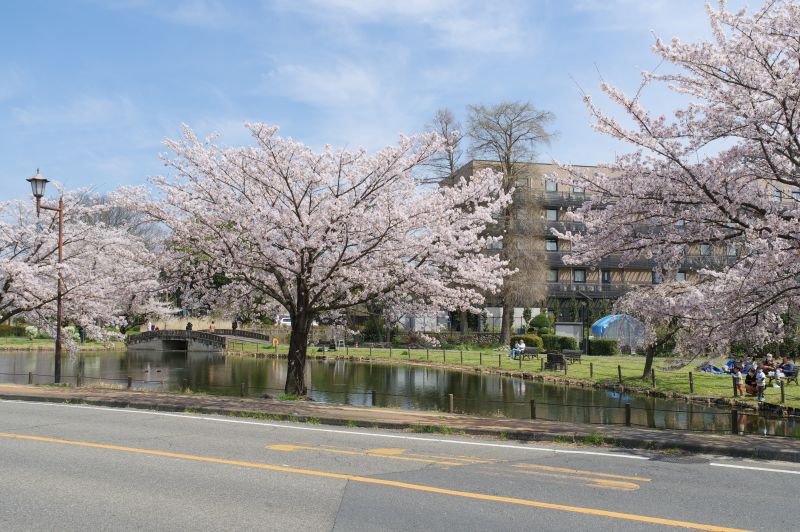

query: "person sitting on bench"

left=510, top=340, right=525, bottom=359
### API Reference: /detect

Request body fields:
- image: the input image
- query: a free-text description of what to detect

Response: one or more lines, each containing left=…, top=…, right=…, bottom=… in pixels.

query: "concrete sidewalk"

left=2, top=383, right=799, bottom=462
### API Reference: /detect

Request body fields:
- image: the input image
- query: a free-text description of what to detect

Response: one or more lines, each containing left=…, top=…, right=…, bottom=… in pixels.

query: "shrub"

left=589, top=338, right=618, bottom=356
left=509, top=334, right=543, bottom=349
left=541, top=334, right=577, bottom=351
left=0, top=324, right=28, bottom=337
left=537, top=327, right=554, bottom=336
left=24, top=326, right=38, bottom=340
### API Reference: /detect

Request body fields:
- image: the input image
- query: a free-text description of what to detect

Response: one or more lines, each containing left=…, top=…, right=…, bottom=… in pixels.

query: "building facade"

left=454, top=160, right=737, bottom=323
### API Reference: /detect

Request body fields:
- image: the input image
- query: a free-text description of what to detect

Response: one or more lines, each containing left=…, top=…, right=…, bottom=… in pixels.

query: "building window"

left=545, top=180, right=557, bottom=192
left=545, top=208, right=558, bottom=221
left=545, top=239, right=558, bottom=251
left=601, top=270, right=611, bottom=284
left=675, top=271, right=687, bottom=282
left=486, top=241, right=503, bottom=250
left=774, top=189, right=783, bottom=202
left=700, top=243, right=712, bottom=256
left=652, top=271, right=663, bottom=284
left=572, top=186, right=585, bottom=196
left=547, top=269, right=558, bottom=282
left=793, top=191, right=800, bottom=201
left=726, top=244, right=737, bottom=257
left=573, top=269, right=586, bottom=283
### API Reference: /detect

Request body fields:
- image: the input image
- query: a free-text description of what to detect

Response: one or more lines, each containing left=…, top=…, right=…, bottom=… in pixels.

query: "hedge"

left=541, top=334, right=577, bottom=351
left=0, top=325, right=28, bottom=337
left=509, top=334, right=544, bottom=349
left=589, top=338, right=618, bottom=356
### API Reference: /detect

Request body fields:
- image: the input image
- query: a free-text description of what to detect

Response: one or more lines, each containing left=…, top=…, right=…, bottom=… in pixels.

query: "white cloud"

left=264, top=62, right=381, bottom=108
left=276, top=0, right=530, bottom=53
left=12, top=96, right=138, bottom=128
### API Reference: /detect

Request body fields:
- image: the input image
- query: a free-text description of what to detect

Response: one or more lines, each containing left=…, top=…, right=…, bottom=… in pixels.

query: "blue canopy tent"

left=590, top=314, right=646, bottom=353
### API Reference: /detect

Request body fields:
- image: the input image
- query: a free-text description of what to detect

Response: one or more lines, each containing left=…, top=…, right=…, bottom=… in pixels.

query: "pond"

left=1, top=350, right=797, bottom=438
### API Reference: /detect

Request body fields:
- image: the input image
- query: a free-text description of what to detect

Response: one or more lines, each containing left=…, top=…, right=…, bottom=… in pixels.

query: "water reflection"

left=1, top=350, right=797, bottom=437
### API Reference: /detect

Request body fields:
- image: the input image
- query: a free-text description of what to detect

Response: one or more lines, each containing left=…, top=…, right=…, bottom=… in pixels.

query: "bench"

left=511, top=347, right=539, bottom=360
left=545, top=353, right=566, bottom=371
left=770, top=367, right=799, bottom=386
left=562, top=349, right=582, bottom=364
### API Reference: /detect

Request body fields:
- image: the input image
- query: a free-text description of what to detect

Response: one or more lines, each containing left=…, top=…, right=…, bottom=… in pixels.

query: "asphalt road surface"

left=1, top=400, right=798, bottom=531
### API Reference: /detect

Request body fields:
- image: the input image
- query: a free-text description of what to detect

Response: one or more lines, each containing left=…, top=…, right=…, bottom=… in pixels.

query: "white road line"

left=709, top=463, right=800, bottom=475
left=1, top=399, right=648, bottom=460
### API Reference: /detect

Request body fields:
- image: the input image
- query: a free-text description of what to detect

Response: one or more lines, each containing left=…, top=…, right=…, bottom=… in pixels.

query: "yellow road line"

left=266, top=444, right=492, bottom=466
left=266, top=444, right=466, bottom=465
left=515, top=464, right=652, bottom=482
left=0, top=432, right=748, bottom=532
left=512, top=470, right=640, bottom=491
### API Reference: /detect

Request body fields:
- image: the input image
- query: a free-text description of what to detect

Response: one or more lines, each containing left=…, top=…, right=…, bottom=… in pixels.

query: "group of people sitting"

left=730, top=353, right=796, bottom=402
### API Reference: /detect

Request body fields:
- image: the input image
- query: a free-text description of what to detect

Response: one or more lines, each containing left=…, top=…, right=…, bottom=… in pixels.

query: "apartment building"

left=452, top=160, right=738, bottom=320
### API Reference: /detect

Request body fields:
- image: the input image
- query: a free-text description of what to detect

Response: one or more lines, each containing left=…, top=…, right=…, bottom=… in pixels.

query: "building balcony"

left=547, top=282, right=633, bottom=299
left=537, top=191, right=588, bottom=207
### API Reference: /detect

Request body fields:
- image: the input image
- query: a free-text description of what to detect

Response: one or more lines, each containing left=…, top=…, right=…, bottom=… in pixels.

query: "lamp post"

left=576, top=291, right=591, bottom=356
left=27, top=170, right=65, bottom=384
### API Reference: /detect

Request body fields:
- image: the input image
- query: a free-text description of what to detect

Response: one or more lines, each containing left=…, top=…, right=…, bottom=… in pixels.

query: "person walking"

left=208, top=320, right=215, bottom=333
left=232, top=320, right=238, bottom=333
left=185, top=322, right=193, bottom=331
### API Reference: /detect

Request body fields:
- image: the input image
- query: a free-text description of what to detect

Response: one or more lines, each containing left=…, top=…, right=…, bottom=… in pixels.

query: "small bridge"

left=126, top=329, right=275, bottom=353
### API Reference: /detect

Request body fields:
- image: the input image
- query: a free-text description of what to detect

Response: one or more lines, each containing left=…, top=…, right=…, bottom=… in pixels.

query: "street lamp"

left=27, top=170, right=65, bottom=384
left=576, top=291, right=591, bottom=356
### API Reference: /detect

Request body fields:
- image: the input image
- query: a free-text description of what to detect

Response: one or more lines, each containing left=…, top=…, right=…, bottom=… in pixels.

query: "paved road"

left=1, top=400, right=797, bottom=531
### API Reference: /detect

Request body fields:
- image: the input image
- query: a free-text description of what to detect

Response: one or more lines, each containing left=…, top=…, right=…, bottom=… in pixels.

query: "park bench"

left=545, top=353, right=566, bottom=371
left=562, top=349, right=582, bottom=364
left=511, top=347, right=539, bottom=360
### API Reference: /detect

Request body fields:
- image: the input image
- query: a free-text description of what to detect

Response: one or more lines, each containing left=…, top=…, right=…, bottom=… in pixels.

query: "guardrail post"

left=371, top=389, right=377, bottom=406
left=651, top=369, right=656, bottom=388
left=732, top=375, right=738, bottom=397
left=618, top=365, right=623, bottom=384
left=780, top=380, right=785, bottom=403
left=589, top=362, right=593, bottom=378
left=389, top=346, right=392, bottom=358
left=407, top=348, right=411, bottom=360
left=127, top=376, right=132, bottom=389
left=460, top=350, right=463, bottom=364
left=731, top=409, right=738, bottom=434
left=448, top=393, right=454, bottom=413
left=479, top=352, right=482, bottom=365
left=530, top=399, right=536, bottom=420
left=624, top=403, right=631, bottom=426
left=498, top=352, right=501, bottom=367
left=28, top=371, right=33, bottom=384
left=426, top=348, right=429, bottom=360
left=240, top=382, right=245, bottom=397
left=540, top=358, right=544, bottom=371
left=689, top=371, right=694, bottom=394
left=563, top=361, right=567, bottom=375
left=369, top=346, right=373, bottom=357
left=443, top=349, right=446, bottom=363
left=519, top=353, right=522, bottom=370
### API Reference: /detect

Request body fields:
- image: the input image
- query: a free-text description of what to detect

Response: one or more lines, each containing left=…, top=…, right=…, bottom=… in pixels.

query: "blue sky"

left=0, top=0, right=739, bottom=200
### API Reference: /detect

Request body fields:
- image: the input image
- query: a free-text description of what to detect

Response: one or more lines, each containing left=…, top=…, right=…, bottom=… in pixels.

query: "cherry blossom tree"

left=558, top=1, right=800, bottom=362
left=0, top=192, right=163, bottom=344
left=150, top=123, right=512, bottom=395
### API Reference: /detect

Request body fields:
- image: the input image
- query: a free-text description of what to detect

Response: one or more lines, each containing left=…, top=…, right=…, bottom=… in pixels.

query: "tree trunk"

left=285, top=310, right=312, bottom=396
left=641, top=344, right=655, bottom=379
left=460, top=310, right=469, bottom=335
left=499, top=299, right=514, bottom=345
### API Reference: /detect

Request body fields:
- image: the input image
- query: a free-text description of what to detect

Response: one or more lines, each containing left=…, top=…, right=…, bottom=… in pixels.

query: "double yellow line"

left=0, top=432, right=747, bottom=532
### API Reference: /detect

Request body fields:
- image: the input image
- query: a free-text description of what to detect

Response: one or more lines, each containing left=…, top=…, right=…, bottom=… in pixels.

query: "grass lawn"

left=0, top=337, right=125, bottom=350
left=222, top=340, right=800, bottom=408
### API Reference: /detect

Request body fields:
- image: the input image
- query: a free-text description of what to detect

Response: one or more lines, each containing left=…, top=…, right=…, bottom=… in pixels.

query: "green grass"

left=579, top=433, right=606, bottom=446
left=410, top=424, right=466, bottom=435
left=278, top=393, right=300, bottom=401
left=225, top=341, right=800, bottom=408
left=0, top=337, right=125, bottom=350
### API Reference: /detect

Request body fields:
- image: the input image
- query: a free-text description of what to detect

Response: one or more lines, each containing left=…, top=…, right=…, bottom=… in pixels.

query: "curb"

left=3, top=388, right=799, bottom=463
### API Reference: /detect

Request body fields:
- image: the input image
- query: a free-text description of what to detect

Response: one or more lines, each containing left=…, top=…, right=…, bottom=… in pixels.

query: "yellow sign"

left=272, top=338, right=279, bottom=347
